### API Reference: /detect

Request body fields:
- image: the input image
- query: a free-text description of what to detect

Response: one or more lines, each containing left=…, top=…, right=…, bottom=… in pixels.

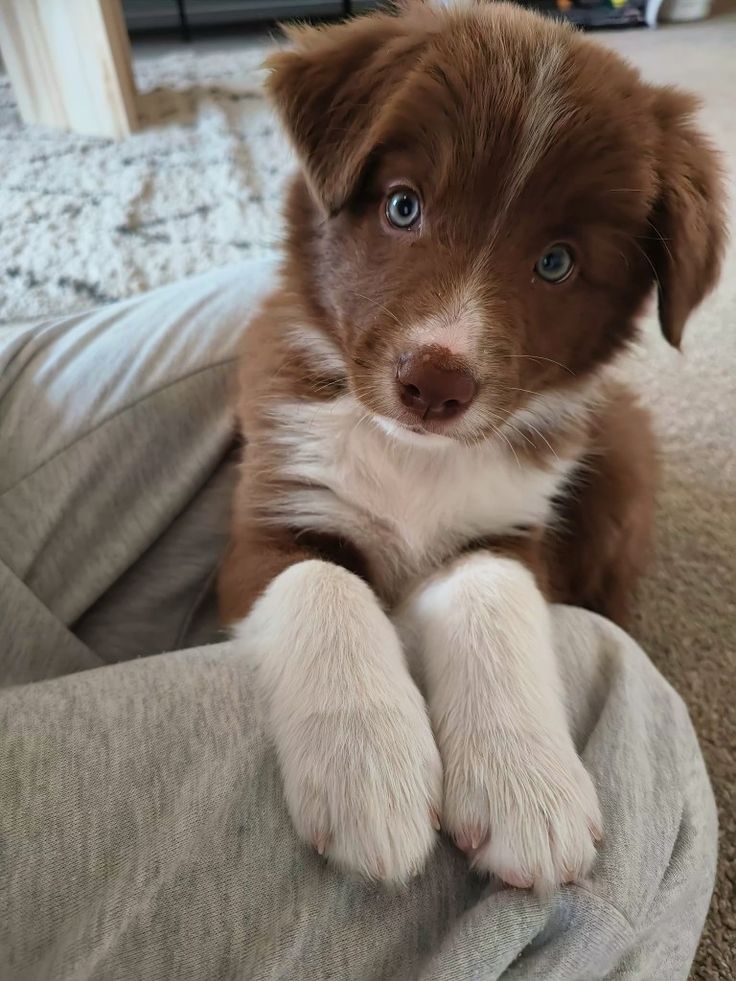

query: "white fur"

left=406, top=285, right=485, bottom=361
left=287, top=325, right=347, bottom=378
left=493, top=42, right=575, bottom=238
left=267, top=394, right=580, bottom=600
left=505, top=381, right=605, bottom=444
left=234, top=559, right=442, bottom=882
left=249, top=340, right=603, bottom=887
left=396, top=553, right=602, bottom=891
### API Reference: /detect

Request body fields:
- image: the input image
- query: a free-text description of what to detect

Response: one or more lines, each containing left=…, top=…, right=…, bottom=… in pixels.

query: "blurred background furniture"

left=121, top=0, right=650, bottom=34
left=0, top=0, right=138, bottom=138
left=122, top=0, right=372, bottom=34
left=0, top=0, right=713, bottom=143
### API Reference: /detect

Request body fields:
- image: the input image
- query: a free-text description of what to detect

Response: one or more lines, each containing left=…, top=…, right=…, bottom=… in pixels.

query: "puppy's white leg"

left=397, top=553, right=602, bottom=892
left=234, top=559, right=442, bottom=883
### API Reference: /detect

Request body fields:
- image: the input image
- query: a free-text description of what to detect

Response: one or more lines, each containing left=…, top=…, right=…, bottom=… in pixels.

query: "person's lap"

left=0, top=263, right=717, bottom=980
left=0, top=261, right=277, bottom=682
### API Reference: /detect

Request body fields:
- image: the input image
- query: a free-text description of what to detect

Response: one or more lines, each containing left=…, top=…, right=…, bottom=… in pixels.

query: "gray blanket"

left=0, top=263, right=717, bottom=980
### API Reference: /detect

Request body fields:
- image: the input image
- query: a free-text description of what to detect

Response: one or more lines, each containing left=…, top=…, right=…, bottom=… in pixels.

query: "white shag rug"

left=0, top=44, right=290, bottom=323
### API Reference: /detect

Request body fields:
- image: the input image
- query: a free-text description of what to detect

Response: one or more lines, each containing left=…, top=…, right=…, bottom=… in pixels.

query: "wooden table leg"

left=0, top=0, right=138, bottom=139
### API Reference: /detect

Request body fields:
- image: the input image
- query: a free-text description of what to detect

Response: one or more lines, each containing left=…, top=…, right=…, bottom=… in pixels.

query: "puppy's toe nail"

left=313, top=832, right=330, bottom=856
left=430, top=807, right=442, bottom=832
left=454, top=826, right=486, bottom=854
left=589, top=822, right=603, bottom=844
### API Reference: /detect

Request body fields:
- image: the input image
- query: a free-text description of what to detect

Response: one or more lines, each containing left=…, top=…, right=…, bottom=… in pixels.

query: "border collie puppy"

left=219, top=2, right=724, bottom=888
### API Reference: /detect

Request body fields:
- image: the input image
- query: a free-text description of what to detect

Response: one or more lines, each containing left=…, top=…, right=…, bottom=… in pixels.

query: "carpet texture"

left=0, top=13, right=734, bottom=979
left=602, top=22, right=735, bottom=980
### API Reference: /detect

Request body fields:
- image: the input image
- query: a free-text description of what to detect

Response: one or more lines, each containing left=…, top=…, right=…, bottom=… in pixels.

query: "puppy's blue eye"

left=535, top=244, right=574, bottom=283
left=386, top=189, right=421, bottom=229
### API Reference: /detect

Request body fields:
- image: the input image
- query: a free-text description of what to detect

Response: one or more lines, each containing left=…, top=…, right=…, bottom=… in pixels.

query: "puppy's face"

left=269, top=3, right=724, bottom=441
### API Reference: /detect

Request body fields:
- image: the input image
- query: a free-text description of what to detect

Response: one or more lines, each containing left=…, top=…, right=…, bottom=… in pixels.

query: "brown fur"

left=546, top=385, right=658, bottom=624
left=218, top=2, right=725, bottom=627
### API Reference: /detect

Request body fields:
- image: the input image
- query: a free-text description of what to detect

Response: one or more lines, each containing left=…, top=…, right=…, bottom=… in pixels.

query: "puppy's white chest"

left=272, top=398, right=575, bottom=588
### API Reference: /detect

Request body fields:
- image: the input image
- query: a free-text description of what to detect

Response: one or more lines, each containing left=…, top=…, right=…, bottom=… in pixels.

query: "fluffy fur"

left=219, top=1, right=725, bottom=887
left=396, top=553, right=602, bottom=888
left=265, top=392, right=583, bottom=600
left=235, top=560, right=442, bottom=880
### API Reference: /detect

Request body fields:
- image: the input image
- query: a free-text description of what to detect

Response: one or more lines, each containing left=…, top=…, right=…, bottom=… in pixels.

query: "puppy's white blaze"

left=234, top=559, right=442, bottom=881
left=268, top=395, right=578, bottom=595
left=396, top=553, right=602, bottom=890
left=495, top=43, right=574, bottom=228
left=406, top=287, right=485, bottom=360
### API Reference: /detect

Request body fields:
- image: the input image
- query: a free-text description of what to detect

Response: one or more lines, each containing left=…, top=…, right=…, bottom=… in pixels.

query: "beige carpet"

left=1, top=12, right=734, bottom=978
left=599, top=20, right=736, bottom=979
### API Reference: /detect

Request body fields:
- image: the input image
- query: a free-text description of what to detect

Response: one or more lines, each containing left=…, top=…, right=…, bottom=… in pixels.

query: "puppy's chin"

left=370, top=413, right=460, bottom=447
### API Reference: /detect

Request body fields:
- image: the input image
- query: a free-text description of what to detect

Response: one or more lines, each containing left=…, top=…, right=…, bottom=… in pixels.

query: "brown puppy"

left=219, top=2, right=725, bottom=888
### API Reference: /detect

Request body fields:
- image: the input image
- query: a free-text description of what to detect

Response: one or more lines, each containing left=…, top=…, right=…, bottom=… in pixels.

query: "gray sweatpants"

left=0, top=262, right=717, bottom=981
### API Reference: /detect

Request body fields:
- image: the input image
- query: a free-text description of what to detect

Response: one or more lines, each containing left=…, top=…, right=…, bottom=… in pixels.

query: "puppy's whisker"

left=349, top=411, right=374, bottom=439
left=345, top=290, right=402, bottom=326
left=497, top=354, right=575, bottom=376
left=492, top=424, right=522, bottom=470
left=309, top=381, right=345, bottom=398
left=646, top=218, right=675, bottom=264
left=615, top=248, right=631, bottom=271
left=519, top=422, right=559, bottom=461
left=479, top=405, right=554, bottom=459
left=609, top=227, right=664, bottom=290
left=508, top=386, right=543, bottom=398
left=628, top=238, right=663, bottom=291
left=502, top=421, right=536, bottom=450
left=482, top=411, right=533, bottom=451
left=475, top=410, right=522, bottom=469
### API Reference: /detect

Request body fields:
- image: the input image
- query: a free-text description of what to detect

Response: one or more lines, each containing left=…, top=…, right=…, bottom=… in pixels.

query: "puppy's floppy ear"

left=265, top=16, right=422, bottom=215
left=648, top=88, right=726, bottom=348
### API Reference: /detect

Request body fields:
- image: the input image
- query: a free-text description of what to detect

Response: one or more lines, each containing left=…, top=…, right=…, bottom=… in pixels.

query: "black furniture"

left=123, top=0, right=645, bottom=38
left=123, top=0, right=376, bottom=35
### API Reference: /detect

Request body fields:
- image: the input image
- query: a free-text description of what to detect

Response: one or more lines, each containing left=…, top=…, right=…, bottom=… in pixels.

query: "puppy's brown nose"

left=396, top=350, right=476, bottom=421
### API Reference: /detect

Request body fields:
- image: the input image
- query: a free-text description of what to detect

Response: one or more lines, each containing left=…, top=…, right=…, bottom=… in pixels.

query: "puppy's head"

left=267, top=2, right=725, bottom=441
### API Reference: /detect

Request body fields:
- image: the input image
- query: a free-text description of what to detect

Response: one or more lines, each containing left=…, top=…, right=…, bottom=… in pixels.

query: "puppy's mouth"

left=370, top=411, right=463, bottom=444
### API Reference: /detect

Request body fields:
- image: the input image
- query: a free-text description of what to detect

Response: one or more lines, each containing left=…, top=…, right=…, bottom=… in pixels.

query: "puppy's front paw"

left=236, top=559, right=442, bottom=883
left=280, top=699, right=443, bottom=883
left=444, top=734, right=602, bottom=892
